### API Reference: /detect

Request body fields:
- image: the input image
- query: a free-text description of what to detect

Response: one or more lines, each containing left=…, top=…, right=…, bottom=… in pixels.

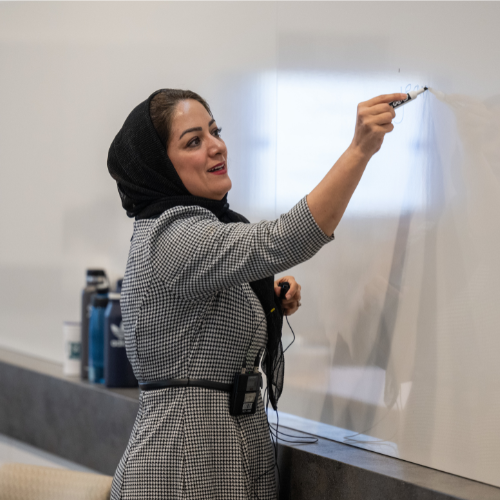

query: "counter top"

left=1, top=347, right=499, bottom=500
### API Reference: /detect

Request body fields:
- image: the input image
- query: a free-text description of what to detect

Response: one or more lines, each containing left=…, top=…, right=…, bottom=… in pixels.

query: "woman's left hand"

left=274, top=276, right=302, bottom=316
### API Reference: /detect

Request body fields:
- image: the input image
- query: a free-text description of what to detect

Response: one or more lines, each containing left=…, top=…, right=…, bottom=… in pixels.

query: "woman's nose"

left=207, top=134, right=225, bottom=156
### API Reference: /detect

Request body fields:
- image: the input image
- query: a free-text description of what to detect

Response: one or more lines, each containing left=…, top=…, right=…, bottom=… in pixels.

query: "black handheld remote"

left=279, top=282, right=290, bottom=301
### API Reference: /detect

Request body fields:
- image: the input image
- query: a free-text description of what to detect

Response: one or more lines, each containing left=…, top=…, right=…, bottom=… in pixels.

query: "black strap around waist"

left=139, top=378, right=233, bottom=393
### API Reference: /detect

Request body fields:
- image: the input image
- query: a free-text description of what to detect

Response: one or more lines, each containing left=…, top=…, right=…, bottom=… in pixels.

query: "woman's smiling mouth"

left=207, top=162, right=226, bottom=174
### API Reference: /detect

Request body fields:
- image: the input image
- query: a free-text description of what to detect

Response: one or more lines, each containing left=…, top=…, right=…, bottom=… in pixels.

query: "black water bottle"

left=104, top=291, right=137, bottom=388
left=81, top=269, right=108, bottom=380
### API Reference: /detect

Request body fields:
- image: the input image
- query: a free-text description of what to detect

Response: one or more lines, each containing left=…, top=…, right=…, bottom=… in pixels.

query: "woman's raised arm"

left=307, top=93, right=406, bottom=236
left=148, top=198, right=332, bottom=300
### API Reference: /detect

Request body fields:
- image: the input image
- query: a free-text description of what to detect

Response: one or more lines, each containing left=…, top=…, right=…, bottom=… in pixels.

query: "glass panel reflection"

left=267, top=67, right=500, bottom=487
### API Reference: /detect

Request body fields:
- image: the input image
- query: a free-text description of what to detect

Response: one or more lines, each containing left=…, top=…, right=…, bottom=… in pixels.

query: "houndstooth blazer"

left=110, top=196, right=333, bottom=500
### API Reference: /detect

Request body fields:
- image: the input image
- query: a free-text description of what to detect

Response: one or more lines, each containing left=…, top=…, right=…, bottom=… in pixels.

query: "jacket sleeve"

left=149, top=196, right=334, bottom=299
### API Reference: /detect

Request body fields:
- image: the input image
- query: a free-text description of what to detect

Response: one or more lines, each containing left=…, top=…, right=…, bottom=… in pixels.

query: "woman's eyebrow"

left=179, top=119, right=216, bottom=140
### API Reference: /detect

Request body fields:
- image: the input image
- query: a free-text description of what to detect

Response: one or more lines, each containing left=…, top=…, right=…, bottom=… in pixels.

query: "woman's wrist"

left=345, top=143, right=372, bottom=166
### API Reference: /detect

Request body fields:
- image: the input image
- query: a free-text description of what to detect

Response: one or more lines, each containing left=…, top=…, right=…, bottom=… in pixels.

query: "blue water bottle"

left=88, top=287, right=109, bottom=384
left=81, top=269, right=108, bottom=380
left=104, top=290, right=137, bottom=388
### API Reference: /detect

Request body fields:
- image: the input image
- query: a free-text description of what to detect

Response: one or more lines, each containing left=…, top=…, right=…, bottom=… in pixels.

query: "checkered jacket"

left=110, top=196, right=333, bottom=500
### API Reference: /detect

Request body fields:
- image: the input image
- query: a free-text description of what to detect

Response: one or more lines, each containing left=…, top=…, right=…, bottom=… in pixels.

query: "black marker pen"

left=390, top=87, right=428, bottom=109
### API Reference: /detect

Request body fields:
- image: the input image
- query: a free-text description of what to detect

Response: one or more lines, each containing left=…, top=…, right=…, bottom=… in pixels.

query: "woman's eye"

left=187, top=128, right=221, bottom=148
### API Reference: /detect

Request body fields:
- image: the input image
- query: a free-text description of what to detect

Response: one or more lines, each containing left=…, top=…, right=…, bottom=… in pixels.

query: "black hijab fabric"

left=107, top=90, right=285, bottom=410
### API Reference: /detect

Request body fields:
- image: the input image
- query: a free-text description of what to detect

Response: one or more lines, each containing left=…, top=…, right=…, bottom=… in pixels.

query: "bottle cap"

left=86, top=269, right=106, bottom=277
left=86, top=270, right=108, bottom=285
left=108, top=292, right=121, bottom=300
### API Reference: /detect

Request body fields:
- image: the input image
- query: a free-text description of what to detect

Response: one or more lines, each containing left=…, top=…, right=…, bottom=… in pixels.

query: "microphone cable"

left=252, top=313, right=318, bottom=500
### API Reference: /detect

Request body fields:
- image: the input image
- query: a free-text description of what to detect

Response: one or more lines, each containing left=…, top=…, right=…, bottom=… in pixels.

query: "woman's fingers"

left=363, top=102, right=395, bottom=116
left=368, top=103, right=396, bottom=121
left=379, top=123, right=395, bottom=133
left=282, top=293, right=300, bottom=315
left=363, top=93, right=407, bottom=107
left=358, top=105, right=395, bottom=127
left=273, top=276, right=301, bottom=316
left=282, top=288, right=301, bottom=307
left=274, top=276, right=300, bottom=300
left=286, top=279, right=300, bottom=300
left=366, top=111, right=396, bottom=127
left=374, top=112, right=396, bottom=126
left=351, top=92, right=404, bottom=157
left=274, top=277, right=302, bottom=316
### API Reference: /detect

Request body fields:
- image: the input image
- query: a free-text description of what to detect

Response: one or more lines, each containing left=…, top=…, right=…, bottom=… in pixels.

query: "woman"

left=107, top=88, right=404, bottom=500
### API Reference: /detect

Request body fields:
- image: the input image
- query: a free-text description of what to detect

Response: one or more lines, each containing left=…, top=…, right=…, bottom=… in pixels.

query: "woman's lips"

left=208, top=163, right=227, bottom=175
left=210, top=167, right=226, bottom=175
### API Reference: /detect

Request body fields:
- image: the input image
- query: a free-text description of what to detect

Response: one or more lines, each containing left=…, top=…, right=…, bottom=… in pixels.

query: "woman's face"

left=167, top=99, right=231, bottom=200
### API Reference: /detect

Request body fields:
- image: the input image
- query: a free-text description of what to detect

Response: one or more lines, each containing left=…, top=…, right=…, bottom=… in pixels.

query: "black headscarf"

left=107, top=89, right=285, bottom=410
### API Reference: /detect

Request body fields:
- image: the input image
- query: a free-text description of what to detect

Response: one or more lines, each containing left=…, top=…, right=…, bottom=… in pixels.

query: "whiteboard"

left=0, top=2, right=499, bottom=488
left=268, top=4, right=500, bottom=488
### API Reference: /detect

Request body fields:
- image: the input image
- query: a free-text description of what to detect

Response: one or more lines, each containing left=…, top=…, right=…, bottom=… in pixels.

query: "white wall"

left=0, top=1, right=278, bottom=360
left=1, top=1, right=500, bottom=488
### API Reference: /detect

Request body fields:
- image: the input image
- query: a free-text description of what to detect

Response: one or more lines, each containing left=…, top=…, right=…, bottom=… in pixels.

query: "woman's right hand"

left=349, top=93, right=407, bottom=159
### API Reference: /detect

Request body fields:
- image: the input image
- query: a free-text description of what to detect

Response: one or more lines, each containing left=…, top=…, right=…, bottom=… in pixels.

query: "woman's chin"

left=192, top=177, right=232, bottom=200
left=215, top=178, right=232, bottom=199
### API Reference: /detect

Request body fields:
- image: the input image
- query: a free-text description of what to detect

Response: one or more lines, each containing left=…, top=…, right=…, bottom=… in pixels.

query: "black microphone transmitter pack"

left=229, top=367, right=262, bottom=416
